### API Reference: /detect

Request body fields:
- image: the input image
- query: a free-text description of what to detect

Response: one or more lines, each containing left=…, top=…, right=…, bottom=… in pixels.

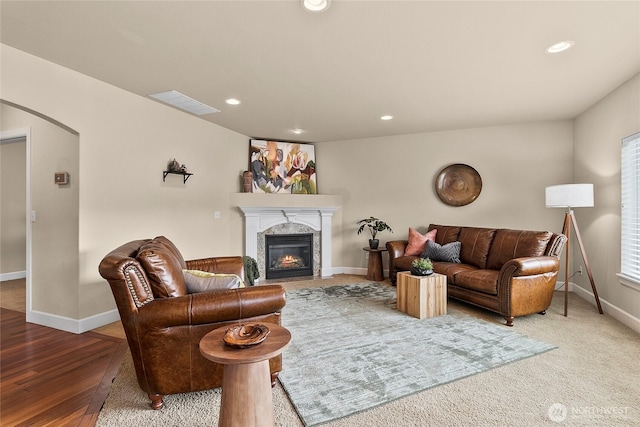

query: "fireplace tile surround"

left=236, top=194, right=341, bottom=282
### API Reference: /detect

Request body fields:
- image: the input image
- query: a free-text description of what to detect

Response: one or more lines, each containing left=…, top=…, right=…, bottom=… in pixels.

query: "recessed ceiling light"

left=292, top=129, right=304, bottom=134
left=546, top=41, right=574, bottom=54
left=301, top=0, right=331, bottom=13
left=149, top=90, right=219, bottom=115
left=381, top=115, right=393, bottom=121
left=225, top=98, right=241, bottom=105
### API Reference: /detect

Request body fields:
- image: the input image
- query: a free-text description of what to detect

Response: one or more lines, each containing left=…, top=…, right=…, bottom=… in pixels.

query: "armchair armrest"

left=186, top=256, right=244, bottom=277
left=138, top=285, right=286, bottom=329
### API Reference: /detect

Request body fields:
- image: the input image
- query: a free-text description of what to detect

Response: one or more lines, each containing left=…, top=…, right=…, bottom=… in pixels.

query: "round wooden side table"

left=199, top=323, right=291, bottom=427
left=363, top=247, right=387, bottom=281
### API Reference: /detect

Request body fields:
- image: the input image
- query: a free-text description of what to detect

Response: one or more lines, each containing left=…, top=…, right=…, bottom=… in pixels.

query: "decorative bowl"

left=223, top=323, right=270, bottom=348
left=411, top=267, right=433, bottom=276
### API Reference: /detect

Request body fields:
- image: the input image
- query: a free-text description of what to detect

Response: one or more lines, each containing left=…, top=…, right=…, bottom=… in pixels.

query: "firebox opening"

left=265, top=233, right=313, bottom=279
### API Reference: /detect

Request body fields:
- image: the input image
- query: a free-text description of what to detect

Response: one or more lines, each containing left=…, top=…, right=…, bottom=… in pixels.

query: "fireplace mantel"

left=235, top=194, right=341, bottom=278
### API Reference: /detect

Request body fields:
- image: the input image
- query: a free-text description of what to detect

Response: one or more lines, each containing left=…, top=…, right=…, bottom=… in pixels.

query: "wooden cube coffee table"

left=396, top=271, right=447, bottom=319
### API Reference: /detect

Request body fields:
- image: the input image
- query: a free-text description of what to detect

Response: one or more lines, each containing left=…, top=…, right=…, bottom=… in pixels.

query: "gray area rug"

left=279, top=283, right=556, bottom=426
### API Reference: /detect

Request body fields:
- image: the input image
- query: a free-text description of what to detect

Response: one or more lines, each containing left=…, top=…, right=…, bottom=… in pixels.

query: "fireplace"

left=265, top=233, right=313, bottom=279
left=237, top=203, right=340, bottom=281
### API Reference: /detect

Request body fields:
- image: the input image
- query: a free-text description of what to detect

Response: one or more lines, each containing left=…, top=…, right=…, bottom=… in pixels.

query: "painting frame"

left=249, top=139, right=317, bottom=194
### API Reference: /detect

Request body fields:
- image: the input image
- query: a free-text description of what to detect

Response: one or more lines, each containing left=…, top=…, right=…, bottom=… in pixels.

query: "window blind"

left=621, top=132, right=640, bottom=283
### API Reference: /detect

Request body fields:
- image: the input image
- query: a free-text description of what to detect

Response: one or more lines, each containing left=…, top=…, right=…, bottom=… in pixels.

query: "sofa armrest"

left=186, top=256, right=244, bottom=277
left=498, top=256, right=560, bottom=318
left=500, top=256, right=560, bottom=277
left=138, top=285, right=286, bottom=328
left=386, top=240, right=408, bottom=259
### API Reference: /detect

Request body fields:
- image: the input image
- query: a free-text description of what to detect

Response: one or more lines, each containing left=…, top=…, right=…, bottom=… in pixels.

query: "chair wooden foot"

left=538, top=310, right=546, bottom=315
left=149, top=393, right=164, bottom=410
left=270, top=372, right=279, bottom=388
left=504, top=316, right=514, bottom=327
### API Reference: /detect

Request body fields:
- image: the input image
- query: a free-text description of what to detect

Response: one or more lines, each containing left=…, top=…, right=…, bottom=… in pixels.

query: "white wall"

left=317, top=121, right=574, bottom=269
left=573, top=73, right=640, bottom=325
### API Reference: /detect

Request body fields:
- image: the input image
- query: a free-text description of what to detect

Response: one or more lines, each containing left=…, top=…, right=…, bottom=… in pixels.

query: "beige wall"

left=1, top=45, right=259, bottom=324
left=317, top=121, right=574, bottom=269
left=573, top=73, right=640, bottom=319
left=1, top=104, right=80, bottom=317
left=3, top=43, right=638, bottom=329
left=0, top=136, right=26, bottom=275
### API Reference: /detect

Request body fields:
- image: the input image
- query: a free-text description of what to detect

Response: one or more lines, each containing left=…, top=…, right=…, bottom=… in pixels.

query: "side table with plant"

left=356, top=216, right=393, bottom=249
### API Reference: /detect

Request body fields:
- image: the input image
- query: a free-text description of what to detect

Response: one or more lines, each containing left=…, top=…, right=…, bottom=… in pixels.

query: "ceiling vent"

left=149, top=90, right=220, bottom=115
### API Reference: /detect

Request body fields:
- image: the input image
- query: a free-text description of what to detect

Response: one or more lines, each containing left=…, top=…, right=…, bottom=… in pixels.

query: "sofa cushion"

left=432, top=261, right=475, bottom=284
left=458, top=227, right=496, bottom=269
left=452, top=269, right=499, bottom=295
left=428, top=224, right=461, bottom=245
left=486, top=229, right=553, bottom=270
left=137, top=242, right=188, bottom=298
left=403, top=228, right=437, bottom=256
left=183, top=269, right=245, bottom=293
left=422, top=240, right=461, bottom=263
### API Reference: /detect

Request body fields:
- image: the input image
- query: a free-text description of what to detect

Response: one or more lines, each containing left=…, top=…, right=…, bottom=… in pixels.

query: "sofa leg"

left=271, top=372, right=279, bottom=388
left=538, top=310, right=546, bottom=315
left=504, top=316, right=514, bottom=327
left=149, top=393, right=164, bottom=410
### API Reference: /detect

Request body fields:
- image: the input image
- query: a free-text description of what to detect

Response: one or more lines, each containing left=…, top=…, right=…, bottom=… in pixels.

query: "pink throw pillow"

left=403, top=228, right=437, bottom=256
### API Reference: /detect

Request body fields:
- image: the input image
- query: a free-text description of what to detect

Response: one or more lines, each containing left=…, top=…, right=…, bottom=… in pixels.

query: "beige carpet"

left=0, top=278, right=26, bottom=312
left=3, top=276, right=639, bottom=425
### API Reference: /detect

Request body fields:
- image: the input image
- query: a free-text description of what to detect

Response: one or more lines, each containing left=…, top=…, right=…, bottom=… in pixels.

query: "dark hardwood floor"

left=1, top=308, right=128, bottom=426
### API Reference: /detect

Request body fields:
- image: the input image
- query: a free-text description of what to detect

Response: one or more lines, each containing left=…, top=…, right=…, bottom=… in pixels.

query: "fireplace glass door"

left=265, top=233, right=313, bottom=279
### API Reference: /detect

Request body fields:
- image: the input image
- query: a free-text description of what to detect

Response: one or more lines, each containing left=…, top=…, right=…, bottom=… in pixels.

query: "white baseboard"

left=335, top=266, right=368, bottom=276
left=26, top=308, right=120, bottom=334
left=570, top=282, right=640, bottom=334
left=0, top=271, right=26, bottom=282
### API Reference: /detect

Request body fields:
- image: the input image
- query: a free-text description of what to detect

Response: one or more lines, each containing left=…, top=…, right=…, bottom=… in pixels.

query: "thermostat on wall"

left=54, top=172, right=69, bottom=185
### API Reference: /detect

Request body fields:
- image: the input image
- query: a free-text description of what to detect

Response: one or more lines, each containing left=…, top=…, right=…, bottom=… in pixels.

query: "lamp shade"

left=545, top=183, right=594, bottom=208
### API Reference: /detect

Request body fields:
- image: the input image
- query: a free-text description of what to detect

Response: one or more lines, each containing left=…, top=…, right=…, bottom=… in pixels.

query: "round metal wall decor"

left=435, top=163, right=482, bottom=206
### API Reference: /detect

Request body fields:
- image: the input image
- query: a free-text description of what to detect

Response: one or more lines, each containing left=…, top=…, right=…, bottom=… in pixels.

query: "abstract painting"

left=249, top=139, right=317, bottom=194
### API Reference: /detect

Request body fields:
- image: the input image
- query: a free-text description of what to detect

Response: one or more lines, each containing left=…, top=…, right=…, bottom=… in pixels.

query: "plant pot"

left=369, top=239, right=379, bottom=249
left=411, top=267, right=433, bottom=276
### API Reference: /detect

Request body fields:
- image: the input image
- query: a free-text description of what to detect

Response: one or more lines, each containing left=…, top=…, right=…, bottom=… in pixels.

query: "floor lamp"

left=545, top=183, right=603, bottom=316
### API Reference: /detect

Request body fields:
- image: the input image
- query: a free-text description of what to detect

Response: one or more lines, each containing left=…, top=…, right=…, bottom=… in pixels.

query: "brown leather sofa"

left=98, top=236, right=286, bottom=409
left=387, top=224, right=566, bottom=326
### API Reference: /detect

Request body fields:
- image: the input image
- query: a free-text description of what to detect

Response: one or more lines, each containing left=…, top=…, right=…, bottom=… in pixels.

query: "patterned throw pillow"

left=421, top=239, right=462, bottom=263
left=182, top=269, right=245, bottom=293
left=403, top=228, right=438, bottom=256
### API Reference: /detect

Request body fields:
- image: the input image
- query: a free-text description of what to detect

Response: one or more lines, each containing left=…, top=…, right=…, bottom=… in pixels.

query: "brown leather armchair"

left=98, top=236, right=286, bottom=410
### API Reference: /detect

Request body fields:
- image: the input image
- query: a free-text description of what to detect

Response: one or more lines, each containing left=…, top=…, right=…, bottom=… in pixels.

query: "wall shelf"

left=163, top=170, right=193, bottom=184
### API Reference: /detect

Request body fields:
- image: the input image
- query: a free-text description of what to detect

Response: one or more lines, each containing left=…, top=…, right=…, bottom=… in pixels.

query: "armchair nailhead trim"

left=124, top=264, right=153, bottom=308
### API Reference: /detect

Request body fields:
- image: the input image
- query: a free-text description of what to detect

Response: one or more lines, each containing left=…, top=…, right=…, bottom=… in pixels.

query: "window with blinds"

left=620, top=132, right=640, bottom=288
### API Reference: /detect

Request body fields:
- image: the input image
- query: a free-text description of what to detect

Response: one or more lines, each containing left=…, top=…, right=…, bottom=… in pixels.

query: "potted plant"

left=411, top=257, right=433, bottom=276
left=356, top=216, right=393, bottom=249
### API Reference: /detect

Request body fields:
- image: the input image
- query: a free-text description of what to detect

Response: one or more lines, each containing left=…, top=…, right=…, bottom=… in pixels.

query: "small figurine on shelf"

left=179, top=164, right=188, bottom=173
left=168, top=158, right=181, bottom=172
